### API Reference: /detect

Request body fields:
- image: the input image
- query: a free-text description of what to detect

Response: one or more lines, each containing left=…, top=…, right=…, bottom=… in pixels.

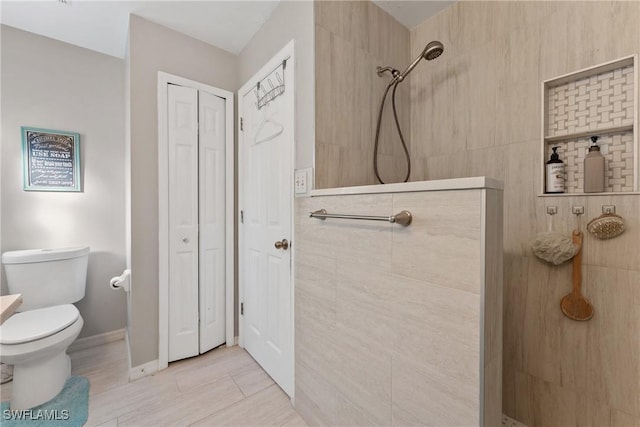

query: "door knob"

left=182, top=237, right=190, bottom=243
left=274, top=239, right=289, bottom=250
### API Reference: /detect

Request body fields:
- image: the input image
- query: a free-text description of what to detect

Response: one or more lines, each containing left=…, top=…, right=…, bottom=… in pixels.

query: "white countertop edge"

left=310, top=177, right=504, bottom=197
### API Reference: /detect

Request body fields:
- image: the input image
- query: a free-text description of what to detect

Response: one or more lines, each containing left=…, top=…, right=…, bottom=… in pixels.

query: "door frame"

left=238, top=40, right=295, bottom=391
left=157, top=72, right=235, bottom=371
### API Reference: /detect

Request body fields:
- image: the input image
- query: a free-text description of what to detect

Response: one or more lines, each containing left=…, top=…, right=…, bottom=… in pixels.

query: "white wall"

left=238, top=0, right=315, bottom=171
left=0, top=25, right=127, bottom=337
left=127, top=15, right=238, bottom=367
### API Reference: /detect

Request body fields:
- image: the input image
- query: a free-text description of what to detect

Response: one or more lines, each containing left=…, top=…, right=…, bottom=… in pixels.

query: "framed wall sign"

left=21, top=127, right=81, bottom=192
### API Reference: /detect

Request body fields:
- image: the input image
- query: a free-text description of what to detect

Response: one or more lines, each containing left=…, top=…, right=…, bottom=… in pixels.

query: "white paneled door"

left=198, top=91, right=226, bottom=354
left=168, top=84, right=226, bottom=362
left=240, top=46, right=294, bottom=397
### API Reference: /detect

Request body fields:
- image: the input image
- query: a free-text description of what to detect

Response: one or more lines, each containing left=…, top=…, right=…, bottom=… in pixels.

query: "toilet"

left=0, top=246, right=89, bottom=410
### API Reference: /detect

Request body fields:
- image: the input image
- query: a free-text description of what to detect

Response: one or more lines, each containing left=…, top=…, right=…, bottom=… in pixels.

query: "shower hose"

left=373, top=80, right=411, bottom=184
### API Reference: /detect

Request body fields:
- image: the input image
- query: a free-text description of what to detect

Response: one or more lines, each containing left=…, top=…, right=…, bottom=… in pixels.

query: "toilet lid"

left=0, top=304, right=79, bottom=344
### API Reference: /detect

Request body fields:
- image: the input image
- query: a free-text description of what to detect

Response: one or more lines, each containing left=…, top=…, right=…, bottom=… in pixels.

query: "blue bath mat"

left=1, top=376, right=89, bottom=426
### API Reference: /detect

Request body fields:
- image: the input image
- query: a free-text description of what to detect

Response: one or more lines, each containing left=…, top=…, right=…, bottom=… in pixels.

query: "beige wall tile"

left=296, top=194, right=393, bottom=266
left=502, top=366, right=517, bottom=422
left=484, top=189, right=504, bottom=426
left=294, top=361, right=338, bottom=427
left=576, top=394, right=613, bottom=427
left=392, top=190, right=482, bottom=294
left=503, top=255, right=529, bottom=373
left=585, top=266, right=640, bottom=417
left=295, top=189, right=500, bottom=426
left=463, top=42, right=499, bottom=151
left=484, top=357, right=503, bottom=427
left=423, top=152, right=469, bottom=181
left=504, top=141, right=540, bottom=257
left=512, top=370, right=533, bottom=427
left=528, top=374, right=579, bottom=427
left=484, top=190, right=504, bottom=363
left=315, top=25, right=331, bottom=146
left=392, top=403, right=433, bottom=427
left=494, top=26, right=542, bottom=147
left=329, top=32, right=356, bottom=150
left=295, top=322, right=340, bottom=386
left=314, top=1, right=351, bottom=44
left=295, top=249, right=337, bottom=329
left=314, top=141, right=341, bottom=190
left=339, top=147, right=375, bottom=187
left=330, top=329, right=393, bottom=426
left=315, top=1, right=410, bottom=188
left=583, top=195, right=640, bottom=272
left=465, top=145, right=507, bottom=184
left=392, top=354, right=479, bottom=426
left=336, top=393, right=387, bottom=427
left=336, top=261, right=481, bottom=379
left=612, top=409, right=640, bottom=427
left=564, top=2, right=640, bottom=72
left=522, top=257, right=588, bottom=392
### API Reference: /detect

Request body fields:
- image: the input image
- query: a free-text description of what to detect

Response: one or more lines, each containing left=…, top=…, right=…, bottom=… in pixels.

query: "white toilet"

left=0, top=246, right=89, bottom=410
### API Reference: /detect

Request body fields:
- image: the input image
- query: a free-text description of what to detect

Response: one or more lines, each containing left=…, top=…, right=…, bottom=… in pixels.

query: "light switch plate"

left=294, top=168, right=313, bottom=195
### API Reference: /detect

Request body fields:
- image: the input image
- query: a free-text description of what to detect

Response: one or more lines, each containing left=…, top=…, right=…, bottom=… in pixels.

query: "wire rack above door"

left=255, top=59, right=287, bottom=110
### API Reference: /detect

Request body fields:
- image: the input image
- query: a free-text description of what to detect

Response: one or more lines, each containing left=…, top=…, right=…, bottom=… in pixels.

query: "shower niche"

left=540, top=54, right=639, bottom=196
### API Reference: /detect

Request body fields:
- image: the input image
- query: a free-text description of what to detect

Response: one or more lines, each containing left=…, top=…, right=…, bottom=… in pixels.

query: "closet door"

left=168, top=84, right=199, bottom=361
left=198, top=91, right=226, bottom=353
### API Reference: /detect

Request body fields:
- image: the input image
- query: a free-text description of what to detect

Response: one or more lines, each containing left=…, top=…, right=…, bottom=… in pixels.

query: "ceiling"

left=373, top=0, right=454, bottom=29
left=0, top=1, right=453, bottom=59
left=0, top=1, right=280, bottom=58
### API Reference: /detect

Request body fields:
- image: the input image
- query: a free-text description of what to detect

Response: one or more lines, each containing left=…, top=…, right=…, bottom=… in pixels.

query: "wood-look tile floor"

left=0, top=340, right=307, bottom=427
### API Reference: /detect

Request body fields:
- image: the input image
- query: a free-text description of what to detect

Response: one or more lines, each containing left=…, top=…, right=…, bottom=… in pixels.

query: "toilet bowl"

left=0, top=305, right=84, bottom=409
left=0, top=247, right=89, bottom=410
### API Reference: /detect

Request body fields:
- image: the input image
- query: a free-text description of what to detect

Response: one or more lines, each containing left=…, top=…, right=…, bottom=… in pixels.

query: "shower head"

left=390, top=40, right=444, bottom=83
left=422, top=40, right=444, bottom=61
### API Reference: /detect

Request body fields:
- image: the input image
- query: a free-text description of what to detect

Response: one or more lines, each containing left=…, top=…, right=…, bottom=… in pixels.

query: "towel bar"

left=309, top=209, right=412, bottom=226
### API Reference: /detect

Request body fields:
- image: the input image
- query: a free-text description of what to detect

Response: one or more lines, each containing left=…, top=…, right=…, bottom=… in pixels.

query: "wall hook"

left=602, top=205, right=616, bottom=214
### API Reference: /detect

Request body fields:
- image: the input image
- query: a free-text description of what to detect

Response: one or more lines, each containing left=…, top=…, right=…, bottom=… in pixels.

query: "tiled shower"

left=312, top=1, right=640, bottom=426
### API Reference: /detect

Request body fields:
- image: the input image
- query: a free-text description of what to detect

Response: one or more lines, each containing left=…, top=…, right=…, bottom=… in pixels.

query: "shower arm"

left=377, top=66, right=400, bottom=79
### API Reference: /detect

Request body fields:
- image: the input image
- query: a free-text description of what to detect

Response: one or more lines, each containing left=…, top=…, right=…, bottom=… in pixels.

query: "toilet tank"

left=2, top=247, right=90, bottom=311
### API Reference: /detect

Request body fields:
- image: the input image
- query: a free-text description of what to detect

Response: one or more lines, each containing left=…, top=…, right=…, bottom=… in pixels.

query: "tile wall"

left=294, top=188, right=503, bottom=426
left=408, top=2, right=640, bottom=426
left=314, top=1, right=410, bottom=188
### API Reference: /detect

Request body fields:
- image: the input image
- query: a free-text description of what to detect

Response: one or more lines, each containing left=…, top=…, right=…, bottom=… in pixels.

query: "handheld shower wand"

left=373, top=40, right=444, bottom=184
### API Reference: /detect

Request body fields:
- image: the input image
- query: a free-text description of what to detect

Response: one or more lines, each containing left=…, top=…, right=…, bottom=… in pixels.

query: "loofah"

left=587, top=213, right=625, bottom=240
left=531, top=232, right=579, bottom=265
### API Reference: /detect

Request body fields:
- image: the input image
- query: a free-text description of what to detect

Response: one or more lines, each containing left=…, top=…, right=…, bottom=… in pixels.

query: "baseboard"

left=129, top=359, right=159, bottom=382
left=68, top=328, right=126, bottom=353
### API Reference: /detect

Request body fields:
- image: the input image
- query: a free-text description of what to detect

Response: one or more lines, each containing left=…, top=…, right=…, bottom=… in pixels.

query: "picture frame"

left=21, top=126, right=81, bottom=192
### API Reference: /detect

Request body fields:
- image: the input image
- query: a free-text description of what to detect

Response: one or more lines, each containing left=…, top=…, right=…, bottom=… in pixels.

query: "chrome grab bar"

left=309, top=209, right=412, bottom=226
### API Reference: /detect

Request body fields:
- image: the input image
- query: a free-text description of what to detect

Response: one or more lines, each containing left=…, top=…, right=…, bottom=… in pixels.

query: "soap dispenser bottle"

left=546, top=146, right=565, bottom=193
left=584, top=136, right=605, bottom=193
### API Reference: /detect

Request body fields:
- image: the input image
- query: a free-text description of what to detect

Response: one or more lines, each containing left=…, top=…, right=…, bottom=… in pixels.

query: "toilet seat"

left=0, top=304, right=79, bottom=344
